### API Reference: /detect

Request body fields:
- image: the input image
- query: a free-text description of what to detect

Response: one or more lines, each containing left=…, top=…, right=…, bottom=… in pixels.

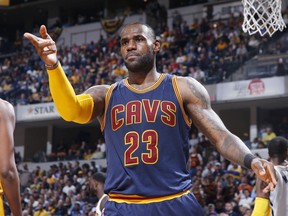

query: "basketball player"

left=24, top=23, right=276, bottom=215
left=0, top=99, right=22, bottom=215
left=252, top=136, right=288, bottom=216
left=90, top=172, right=108, bottom=216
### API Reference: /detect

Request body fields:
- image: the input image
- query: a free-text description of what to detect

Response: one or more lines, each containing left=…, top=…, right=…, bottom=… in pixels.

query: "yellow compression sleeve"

left=47, top=63, right=94, bottom=124
left=251, top=197, right=271, bottom=216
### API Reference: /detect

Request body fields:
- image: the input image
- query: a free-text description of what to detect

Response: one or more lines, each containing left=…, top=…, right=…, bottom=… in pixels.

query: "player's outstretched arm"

left=24, top=25, right=109, bottom=123
left=0, top=100, right=22, bottom=216
left=177, top=76, right=276, bottom=189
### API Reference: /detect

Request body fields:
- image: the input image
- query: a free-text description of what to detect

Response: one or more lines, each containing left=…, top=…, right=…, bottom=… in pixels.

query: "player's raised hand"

left=251, top=158, right=277, bottom=192
left=24, top=25, right=58, bottom=69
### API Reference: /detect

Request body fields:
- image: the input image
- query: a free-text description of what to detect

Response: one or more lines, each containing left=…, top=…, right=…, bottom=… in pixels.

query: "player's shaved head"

left=120, top=23, right=156, bottom=40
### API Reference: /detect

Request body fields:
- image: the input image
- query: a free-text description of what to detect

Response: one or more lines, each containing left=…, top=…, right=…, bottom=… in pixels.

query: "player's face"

left=120, top=24, right=155, bottom=73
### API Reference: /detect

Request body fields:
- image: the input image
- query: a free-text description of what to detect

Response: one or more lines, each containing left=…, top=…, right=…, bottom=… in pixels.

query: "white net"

left=242, top=0, right=287, bottom=37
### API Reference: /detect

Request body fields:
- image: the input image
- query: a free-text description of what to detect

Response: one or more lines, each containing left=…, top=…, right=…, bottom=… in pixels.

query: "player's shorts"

left=104, top=191, right=204, bottom=216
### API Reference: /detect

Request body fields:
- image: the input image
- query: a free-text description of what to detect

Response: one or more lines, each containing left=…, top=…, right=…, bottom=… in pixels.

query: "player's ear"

left=153, top=39, right=161, bottom=53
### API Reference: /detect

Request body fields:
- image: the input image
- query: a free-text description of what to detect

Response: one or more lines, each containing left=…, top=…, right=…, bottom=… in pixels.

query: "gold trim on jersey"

left=108, top=190, right=190, bottom=204
left=124, top=74, right=165, bottom=93
left=100, top=84, right=117, bottom=131
left=172, top=76, right=192, bottom=127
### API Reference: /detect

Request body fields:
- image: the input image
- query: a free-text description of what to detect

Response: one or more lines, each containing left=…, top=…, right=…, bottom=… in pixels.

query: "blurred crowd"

left=1, top=3, right=288, bottom=216
left=10, top=124, right=285, bottom=216
left=1, top=11, right=288, bottom=106
left=15, top=161, right=105, bottom=216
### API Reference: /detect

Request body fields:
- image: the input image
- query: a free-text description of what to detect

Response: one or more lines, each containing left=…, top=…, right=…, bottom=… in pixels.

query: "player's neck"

left=127, top=68, right=161, bottom=89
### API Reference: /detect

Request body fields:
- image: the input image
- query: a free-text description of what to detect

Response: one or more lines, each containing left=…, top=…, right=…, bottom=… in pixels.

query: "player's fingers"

left=24, top=33, right=54, bottom=50
left=254, top=160, right=266, bottom=176
left=39, top=25, right=52, bottom=40
left=38, top=40, right=55, bottom=49
left=265, top=163, right=277, bottom=185
left=42, top=50, right=56, bottom=55
left=262, top=182, right=275, bottom=193
left=23, top=33, right=41, bottom=46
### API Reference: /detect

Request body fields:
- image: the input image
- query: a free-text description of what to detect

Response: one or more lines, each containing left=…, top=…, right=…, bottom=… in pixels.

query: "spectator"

left=247, top=35, right=260, bottom=50
left=62, top=178, right=76, bottom=195
left=188, top=146, right=203, bottom=177
left=227, top=164, right=242, bottom=181
left=262, top=127, right=276, bottom=146
left=238, top=189, right=253, bottom=208
left=222, top=201, right=238, bottom=216
left=188, top=131, right=199, bottom=151
left=250, top=137, right=260, bottom=149
left=239, top=203, right=251, bottom=215
left=236, top=43, right=248, bottom=63
left=33, top=201, right=48, bottom=216
left=70, top=201, right=84, bottom=216
left=237, top=176, right=253, bottom=194
left=206, top=203, right=217, bottom=215
left=54, top=199, right=68, bottom=216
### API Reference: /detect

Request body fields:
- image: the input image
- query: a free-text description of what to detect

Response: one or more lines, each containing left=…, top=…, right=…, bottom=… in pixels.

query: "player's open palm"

left=24, top=25, right=57, bottom=67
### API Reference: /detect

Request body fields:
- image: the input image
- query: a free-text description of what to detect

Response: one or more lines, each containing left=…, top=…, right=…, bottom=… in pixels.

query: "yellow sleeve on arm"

left=252, top=197, right=271, bottom=216
left=47, top=63, right=94, bottom=124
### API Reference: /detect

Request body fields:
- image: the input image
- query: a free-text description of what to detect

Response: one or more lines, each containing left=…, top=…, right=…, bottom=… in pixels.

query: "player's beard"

left=124, top=49, right=154, bottom=74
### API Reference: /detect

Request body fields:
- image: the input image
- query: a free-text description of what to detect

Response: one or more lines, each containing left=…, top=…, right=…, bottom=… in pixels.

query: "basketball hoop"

left=242, top=0, right=287, bottom=37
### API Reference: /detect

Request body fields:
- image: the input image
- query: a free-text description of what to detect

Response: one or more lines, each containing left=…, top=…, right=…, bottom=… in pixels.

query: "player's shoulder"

left=0, top=99, right=14, bottom=114
left=174, top=76, right=206, bottom=89
left=85, top=84, right=111, bottom=97
left=0, top=99, right=15, bottom=124
left=174, top=76, right=210, bottom=102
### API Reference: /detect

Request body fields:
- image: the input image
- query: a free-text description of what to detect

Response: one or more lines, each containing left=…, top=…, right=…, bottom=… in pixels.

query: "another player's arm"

left=0, top=100, right=22, bottom=216
left=251, top=178, right=271, bottom=216
left=178, top=77, right=276, bottom=188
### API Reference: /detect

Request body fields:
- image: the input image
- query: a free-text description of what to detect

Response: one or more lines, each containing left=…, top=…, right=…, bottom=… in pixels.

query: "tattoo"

left=186, top=79, right=209, bottom=109
left=185, top=78, right=250, bottom=166
left=220, top=135, right=251, bottom=166
left=186, top=78, right=227, bottom=145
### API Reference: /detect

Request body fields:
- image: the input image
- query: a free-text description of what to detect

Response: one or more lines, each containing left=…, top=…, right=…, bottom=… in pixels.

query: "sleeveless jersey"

left=95, top=194, right=108, bottom=216
left=101, top=74, right=192, bottom=197
left=270, top=165, right=288, bottom=216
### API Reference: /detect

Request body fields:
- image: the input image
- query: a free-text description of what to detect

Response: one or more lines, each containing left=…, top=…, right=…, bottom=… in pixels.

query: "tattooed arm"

left=177, top=76, right=249, bottom=166
left=177, top=77, right=276, bottom=189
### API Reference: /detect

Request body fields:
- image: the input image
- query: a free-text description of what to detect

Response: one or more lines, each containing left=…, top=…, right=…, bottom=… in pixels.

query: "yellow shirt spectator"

left=262, top=127, right=276, bottom=145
